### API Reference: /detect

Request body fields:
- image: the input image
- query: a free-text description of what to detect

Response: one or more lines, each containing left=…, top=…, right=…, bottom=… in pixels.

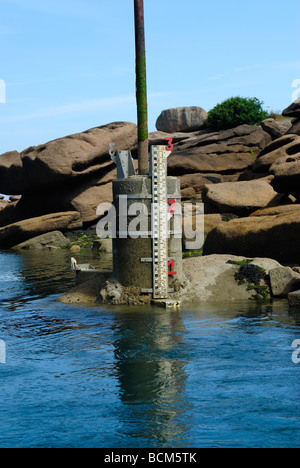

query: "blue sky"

left=0, top=0, right=300, bottom=154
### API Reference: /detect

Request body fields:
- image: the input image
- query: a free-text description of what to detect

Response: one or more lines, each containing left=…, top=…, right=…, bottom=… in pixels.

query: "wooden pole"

left=134, top=0, right=149, bottom=175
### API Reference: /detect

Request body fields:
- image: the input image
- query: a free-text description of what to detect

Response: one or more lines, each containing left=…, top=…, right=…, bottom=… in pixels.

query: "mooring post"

left=134, top=0, right=149, bottom=175
left=109, top=1, right=183, bottom=310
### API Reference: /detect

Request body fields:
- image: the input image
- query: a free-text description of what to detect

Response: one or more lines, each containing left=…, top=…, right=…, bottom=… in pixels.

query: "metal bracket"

left=111, top=150, right=136, bottom=179
left=141, top=288, right=174, bottom=294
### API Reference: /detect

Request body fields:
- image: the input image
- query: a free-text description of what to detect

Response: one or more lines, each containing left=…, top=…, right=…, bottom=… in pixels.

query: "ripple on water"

left=0, top=250, right=299, bottom=448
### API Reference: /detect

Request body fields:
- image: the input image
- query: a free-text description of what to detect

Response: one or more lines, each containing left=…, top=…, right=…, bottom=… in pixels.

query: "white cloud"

left=7, top=79, right=56, bottom=87
left=207, top=61, right=300, bottom=84
left=0, top=91, right=172, bottom=123
left=6, top=70, right=134, bottom=88
left=0, top=95, right=135, bottom=123
left=233, top=64, right=264, bottom=73
left=208, top=72, right=230, bottom=81
left=234, top=60, right=300, bottom=73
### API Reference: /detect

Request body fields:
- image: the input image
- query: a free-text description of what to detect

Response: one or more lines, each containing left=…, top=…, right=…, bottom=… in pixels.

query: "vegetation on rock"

left=227, top=260, right=270, bottom=300
left=182, top=249, right=203, bottom=258
left=61, top=234, right=100, bottom=249
left=208, top=96, right=269, bottom=130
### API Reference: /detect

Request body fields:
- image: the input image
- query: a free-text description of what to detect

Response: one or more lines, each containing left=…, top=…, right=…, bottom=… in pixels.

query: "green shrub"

left=61, top=234, right=99, bottom=249
left=208, top=96, right=269, bottom=131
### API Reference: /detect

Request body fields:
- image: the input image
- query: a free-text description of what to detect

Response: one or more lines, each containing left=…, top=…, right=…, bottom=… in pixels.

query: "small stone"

left=70, top=244, right=81, bottom=253
left=288, top=118, right=300, bottom=136
left=260, top=118, right=289, bottom=140
left=288, top=290, right=300, bottom=307
left=269, top=267, right=300, bottom=297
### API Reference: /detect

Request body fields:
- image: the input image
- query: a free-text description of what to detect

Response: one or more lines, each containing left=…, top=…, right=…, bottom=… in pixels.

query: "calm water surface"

left=0, top=249, right=299, bottom=448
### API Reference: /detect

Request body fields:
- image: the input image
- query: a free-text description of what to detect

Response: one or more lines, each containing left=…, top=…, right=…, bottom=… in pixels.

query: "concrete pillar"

left=112, top=175, right=182, bottom=293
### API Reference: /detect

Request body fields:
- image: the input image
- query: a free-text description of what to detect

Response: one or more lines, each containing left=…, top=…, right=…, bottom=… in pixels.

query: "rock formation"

left=0, top=101, right=299, bottom=267
left=156, top=106, right=208, bottom=133
left=282, top=98, right=300, bottom=135
left=202, top=178, right=282, bottom=216
left=0, top=212, right=82, bottom=248
left=0, top=122, right=138, bottom=227
left=260, top=118, right=292, bottom=140
left=204, top=205, right=300, bottom=264
left=0, top=122, right=138, bottom=194
left=58, top=254, right=295, bottom=305
left=167, top=124, right=271, bottom=175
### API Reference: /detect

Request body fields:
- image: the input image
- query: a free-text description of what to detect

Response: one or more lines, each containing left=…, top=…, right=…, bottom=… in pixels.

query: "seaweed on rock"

left=227, top=260, right=270, bottom=300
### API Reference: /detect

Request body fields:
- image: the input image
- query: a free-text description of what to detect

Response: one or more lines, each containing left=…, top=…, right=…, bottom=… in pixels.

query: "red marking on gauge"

left=168, top=259, right=177, bottom=276
left=165, top=137, right=174, bottom=151
left=168, top=199, right=176, bottom=213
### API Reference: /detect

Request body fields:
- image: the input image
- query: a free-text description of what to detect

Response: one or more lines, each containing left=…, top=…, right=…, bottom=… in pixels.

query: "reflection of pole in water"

left=113, top=310, right=191, bottom=445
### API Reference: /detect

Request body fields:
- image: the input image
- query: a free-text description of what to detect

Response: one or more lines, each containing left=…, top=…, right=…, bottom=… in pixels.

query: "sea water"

left=0, top=249, right=299, bottom=448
